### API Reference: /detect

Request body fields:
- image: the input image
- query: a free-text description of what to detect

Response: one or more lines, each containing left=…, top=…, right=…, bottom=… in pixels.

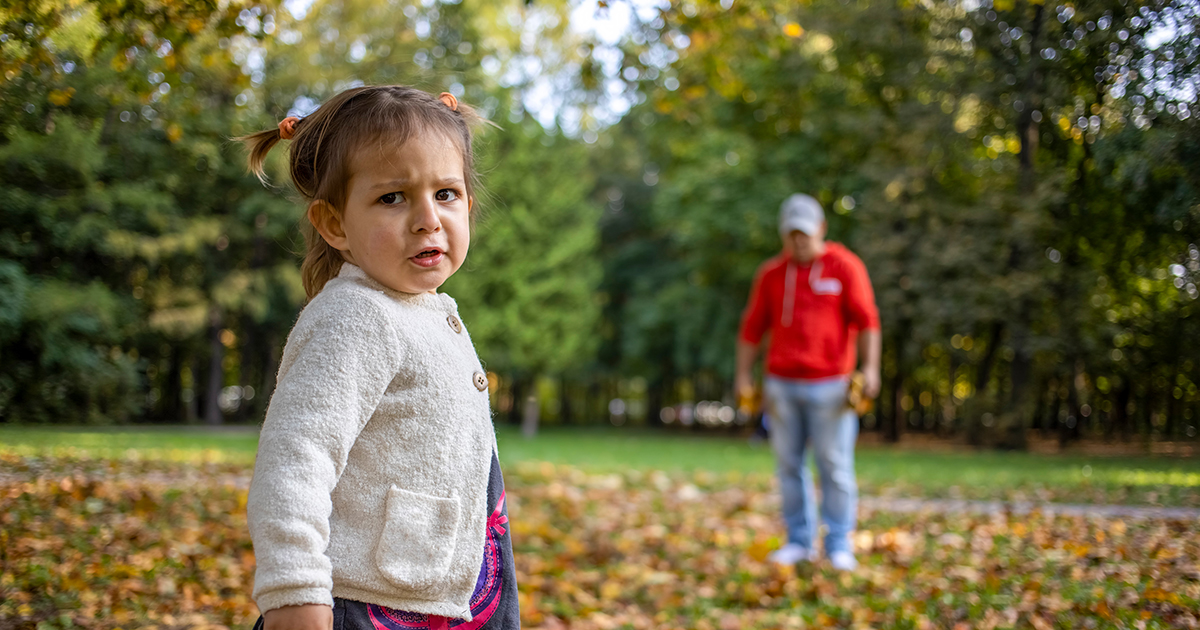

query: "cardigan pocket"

left=375, top=485, right=461, bottom=591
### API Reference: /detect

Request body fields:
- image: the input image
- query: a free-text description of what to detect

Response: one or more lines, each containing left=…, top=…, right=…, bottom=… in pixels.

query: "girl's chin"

left=373, top=273, right=447, bottom=295
left=363, top=260, right=460, bottom=294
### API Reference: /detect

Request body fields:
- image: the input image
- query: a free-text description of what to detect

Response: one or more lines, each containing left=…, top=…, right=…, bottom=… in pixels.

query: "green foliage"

left=0, top=116, right=142, bottom=423
left=0, top=261, right=28, bottom=344
left=590, top=0, right=1200, bottom=439
left=2, top=0, right=1198, bottom=439
left=444, top=120, right=602, bottom=375
left=3, top=280, right=142, bottom=423
left=1, top=0, right=304, bottom=424
left=1, top=0, right=604, bottom=424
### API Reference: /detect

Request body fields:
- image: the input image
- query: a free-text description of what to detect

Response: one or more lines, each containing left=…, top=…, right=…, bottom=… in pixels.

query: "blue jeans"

left=764, top=375, right=858, bottom=555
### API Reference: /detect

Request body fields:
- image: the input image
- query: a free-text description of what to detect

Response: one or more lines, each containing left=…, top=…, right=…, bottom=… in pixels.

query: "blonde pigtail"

left=455, top=101, right=500, bottom=132
left=235, top=127, right=285, bottom=185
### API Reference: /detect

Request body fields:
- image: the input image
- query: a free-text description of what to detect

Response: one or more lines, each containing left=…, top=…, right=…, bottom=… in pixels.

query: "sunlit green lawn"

left=2, top=424, right=1198, bottom=506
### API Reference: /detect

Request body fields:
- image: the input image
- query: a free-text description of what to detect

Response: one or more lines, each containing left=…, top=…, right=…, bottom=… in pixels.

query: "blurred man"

left=735, top=193, right=881, bottom=571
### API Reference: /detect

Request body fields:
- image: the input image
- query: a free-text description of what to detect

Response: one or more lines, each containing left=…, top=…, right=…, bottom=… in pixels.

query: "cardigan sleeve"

left=248, top=294, right=402, bottom=613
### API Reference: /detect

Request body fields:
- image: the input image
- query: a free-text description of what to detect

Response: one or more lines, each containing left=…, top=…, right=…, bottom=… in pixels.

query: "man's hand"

left=263, top=604, right=332, bottom=630
left=735, top=341, right=760, bottom=403
left=857, top=329, right=882, bottom=399
left=734, top=373, right=754, bottom=401
left=862, top=366, right=881, bottom=400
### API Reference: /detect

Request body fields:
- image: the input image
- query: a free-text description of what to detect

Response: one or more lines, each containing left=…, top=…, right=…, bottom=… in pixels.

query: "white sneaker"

left=767, top=543, right=815, bottom=566
left=829, top=550, right=858, bottom=571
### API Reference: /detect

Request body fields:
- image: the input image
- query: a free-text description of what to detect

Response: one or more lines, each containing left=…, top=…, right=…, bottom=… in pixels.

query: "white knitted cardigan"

left=248, top=263, right=496, bottom=619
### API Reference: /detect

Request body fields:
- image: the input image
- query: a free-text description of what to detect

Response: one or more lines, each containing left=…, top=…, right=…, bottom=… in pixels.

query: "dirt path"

left=861, top=496, right=1200, bottom=520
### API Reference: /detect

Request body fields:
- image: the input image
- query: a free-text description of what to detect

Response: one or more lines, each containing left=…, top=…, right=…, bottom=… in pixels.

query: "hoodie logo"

left=809, top=261, right=842, bottom=296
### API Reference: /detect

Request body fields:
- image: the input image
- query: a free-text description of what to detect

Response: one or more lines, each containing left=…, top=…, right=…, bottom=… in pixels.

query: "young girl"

left=239, top=85, right=519, bottom=630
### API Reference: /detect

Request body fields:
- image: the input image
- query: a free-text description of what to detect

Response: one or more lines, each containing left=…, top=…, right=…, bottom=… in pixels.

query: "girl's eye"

left=436, top=189, right=459, bottom=202
left=380, top=192, right=404, bottom=205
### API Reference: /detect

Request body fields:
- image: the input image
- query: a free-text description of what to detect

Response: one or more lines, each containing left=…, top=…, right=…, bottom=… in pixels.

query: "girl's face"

left=313, top=131, right=471, bottom=294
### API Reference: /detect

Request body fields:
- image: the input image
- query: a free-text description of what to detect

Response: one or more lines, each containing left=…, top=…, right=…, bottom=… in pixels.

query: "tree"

left=587, top=0, right=1200, bottom=440
left=0, top=0, right=300, bottom=423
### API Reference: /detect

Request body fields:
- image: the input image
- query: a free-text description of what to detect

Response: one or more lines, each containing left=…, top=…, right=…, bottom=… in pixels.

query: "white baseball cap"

left=779, top=193, right=825, bottom=236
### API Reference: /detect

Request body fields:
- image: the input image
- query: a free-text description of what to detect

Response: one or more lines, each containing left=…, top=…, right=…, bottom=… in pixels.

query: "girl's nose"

left=410, top=195, right=442, bottom=233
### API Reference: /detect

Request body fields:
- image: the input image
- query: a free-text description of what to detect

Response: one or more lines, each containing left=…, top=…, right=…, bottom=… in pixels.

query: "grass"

left=2, top=424, right=1198, bottom=506
left=0, top=424, right=261, bottom=463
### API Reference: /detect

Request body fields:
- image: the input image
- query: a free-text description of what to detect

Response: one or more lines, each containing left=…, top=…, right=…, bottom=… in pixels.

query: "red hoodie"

left=739, top=242, right=880, bottom=380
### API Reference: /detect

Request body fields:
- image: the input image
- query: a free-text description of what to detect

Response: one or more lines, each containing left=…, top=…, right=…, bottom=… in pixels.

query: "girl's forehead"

left=354, top=129, right=464, bottom=162
left=348, top=130, right=466, bottom=180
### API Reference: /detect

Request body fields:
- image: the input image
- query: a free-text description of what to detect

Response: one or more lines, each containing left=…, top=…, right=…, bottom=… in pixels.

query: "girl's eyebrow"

left=367, top=177, right=465, bottom=192
left=368, top=179, right=410, bottom=192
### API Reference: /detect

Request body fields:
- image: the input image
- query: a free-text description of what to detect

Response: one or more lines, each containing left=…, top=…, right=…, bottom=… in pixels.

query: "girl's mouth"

left=411, top=249, right=444, bottom=268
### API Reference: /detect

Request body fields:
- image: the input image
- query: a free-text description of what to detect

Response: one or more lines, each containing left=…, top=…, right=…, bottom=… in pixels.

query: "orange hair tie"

left=438, top=92, right=459, bottom=112
left=278, top=116, right=300, bottom=140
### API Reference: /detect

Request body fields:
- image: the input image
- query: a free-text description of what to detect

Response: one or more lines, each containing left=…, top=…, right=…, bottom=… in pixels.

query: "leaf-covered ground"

left=2, top=453, right=1199, bottom=630
left=4, top=426, right=1199, bottom=508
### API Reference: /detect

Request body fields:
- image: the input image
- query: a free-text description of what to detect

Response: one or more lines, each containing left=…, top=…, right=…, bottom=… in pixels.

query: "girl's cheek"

left=457, top=231, right=470, bottom=257
left=374, top=229, right=401, bottom=252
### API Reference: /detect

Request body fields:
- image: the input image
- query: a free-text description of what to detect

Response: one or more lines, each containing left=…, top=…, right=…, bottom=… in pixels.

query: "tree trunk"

left=507, top=377, right=524, bottom=425
left=883, top=324, right=909, bottom=442
left=234, top=318, right=252, bottom=423
left=888, top=373, right=904, bottom=443
left=585, top=379, right=598, bottom=425
left=1029, top=378, right=1046, bottom=434
left=974, top=322, right=1005, bottom=394
left=591, top=378, right=604, bottom=425
left=1008, top=346, right=1033, bottom=416
left=186, top=358, right=200, bottom=423
left=1166, top=389, right=1178, bottom=439
left=1146, top=387, right=1160, bottom=441
left=162, top=344, right=182, bottom=423
left=1059, top=371, right=1079, bottom=448
left=998, top=1, right=1046, bottom=449
left=1136, top=385, right=1150, bottom=438
left=1047, top=379, right=1062, bottom=443
left=947, top=352, right=961, bottom=434
left=1115, top=380, right=1132, bottom=440
left=560, top=376, right=573, bottom=425
left=521, top=392, right=539, bottom=438
left=205, top=312, right=224, bottom=426
left=259, top=331, right=279, bottom=421
left=647, top=378, right=664, bottom=428
left=1016, top=3, right=1046, bottom=188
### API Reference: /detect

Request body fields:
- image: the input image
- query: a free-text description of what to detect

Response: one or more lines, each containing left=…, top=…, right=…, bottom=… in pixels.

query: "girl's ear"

left=308, top=200, right=350, bottom=251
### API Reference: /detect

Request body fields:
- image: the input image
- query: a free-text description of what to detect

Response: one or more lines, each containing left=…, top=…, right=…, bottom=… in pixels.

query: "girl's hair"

left=238, top=85, right=486, bottom=298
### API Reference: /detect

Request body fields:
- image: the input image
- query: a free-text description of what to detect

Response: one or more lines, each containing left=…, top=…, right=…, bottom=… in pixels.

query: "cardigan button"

left=472, top=372, right=488, bottom=392
left=447, top=314, right=462, bottom=333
